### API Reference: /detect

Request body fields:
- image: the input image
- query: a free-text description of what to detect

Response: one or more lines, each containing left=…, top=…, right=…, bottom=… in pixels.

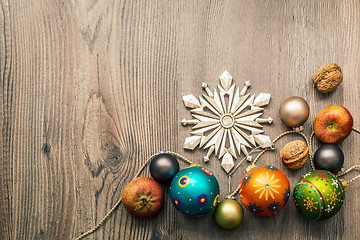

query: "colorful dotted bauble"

left=293, top=170, right=345, bottom=221
left=170, top=165, right=220, bottom=217
left=239, top=165, right=290, bottom=216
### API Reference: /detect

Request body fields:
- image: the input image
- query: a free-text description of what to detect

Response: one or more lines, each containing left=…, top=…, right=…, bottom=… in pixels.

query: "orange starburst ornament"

left=239, top=165, right=290, bottom=216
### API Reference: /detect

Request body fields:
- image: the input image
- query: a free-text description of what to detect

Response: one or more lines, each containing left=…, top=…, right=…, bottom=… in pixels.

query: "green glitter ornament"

left=293, top=170, right=346, bottom=221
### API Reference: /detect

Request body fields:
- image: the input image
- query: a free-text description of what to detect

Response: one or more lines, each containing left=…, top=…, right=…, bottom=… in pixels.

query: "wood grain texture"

left=1, top=0, right=360, bottom=239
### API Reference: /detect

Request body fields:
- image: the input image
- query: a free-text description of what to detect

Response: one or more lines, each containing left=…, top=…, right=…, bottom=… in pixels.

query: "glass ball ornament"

left=240, top=165, right=290, bottom=216
left=313, top=144, right=344, bottom=174
left=149, top=153, right=180, bottom=183
left=170, top=165, right=220, bottom=217
left=214, top=199, right=243, bottom=229
left=279, top=96, right=310, bottom=127
left=293, top=170, right=346, bottom=221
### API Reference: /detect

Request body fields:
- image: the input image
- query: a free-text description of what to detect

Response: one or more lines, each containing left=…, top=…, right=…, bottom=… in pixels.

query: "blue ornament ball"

left=170, top=166, right=220, bottom=217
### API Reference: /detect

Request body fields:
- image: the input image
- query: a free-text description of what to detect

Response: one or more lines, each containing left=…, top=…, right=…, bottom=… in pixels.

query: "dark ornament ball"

left=313, top=144, right=344, bottom=174
left=150, top=153, right=180, bottom=183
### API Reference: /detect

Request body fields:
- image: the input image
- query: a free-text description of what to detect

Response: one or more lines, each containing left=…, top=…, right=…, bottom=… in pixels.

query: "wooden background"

left=1, top=0, right=360, bottom=239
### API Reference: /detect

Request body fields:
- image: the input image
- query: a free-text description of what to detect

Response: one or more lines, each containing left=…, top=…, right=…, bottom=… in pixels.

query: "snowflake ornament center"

left=181, top=71, right=273, bottom=173
left=220, top=114, right=234, bottom=128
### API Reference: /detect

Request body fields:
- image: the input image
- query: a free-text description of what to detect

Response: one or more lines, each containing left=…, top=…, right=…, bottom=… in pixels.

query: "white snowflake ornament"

left=181, top=71, right=273, bottom=173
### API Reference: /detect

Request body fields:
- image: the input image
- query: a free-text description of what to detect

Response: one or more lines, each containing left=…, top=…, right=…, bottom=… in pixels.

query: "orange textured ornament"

left=240, top=165, right=290, bottom=216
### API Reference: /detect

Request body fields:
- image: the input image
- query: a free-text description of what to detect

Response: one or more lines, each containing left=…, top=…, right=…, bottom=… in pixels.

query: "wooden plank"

left=0, top=0, right=359, bottom=239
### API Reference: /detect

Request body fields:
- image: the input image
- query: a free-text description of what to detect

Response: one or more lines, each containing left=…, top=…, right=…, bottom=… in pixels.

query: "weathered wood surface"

left=1, top=0, right=360, bottom=239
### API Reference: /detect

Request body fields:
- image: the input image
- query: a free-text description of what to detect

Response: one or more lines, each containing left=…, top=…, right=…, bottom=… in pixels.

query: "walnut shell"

left=280, top=140, right=309, bottom=170
left=312, top=63, right=343, bottom=93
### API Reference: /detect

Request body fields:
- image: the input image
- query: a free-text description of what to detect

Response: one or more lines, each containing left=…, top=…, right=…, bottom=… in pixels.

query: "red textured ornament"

left=240, top=165, right=290, bottom=216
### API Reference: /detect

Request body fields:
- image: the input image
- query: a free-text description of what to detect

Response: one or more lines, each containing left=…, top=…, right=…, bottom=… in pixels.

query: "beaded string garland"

left=75, top=142, right=360, bottom=239
left=74, top=75, right=360, bottom=239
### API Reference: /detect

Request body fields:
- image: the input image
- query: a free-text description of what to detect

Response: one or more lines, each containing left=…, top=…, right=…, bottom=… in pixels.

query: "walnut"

left=312, top=63, right=343, bottom=93
left=280, top=140, right=309, bottom=170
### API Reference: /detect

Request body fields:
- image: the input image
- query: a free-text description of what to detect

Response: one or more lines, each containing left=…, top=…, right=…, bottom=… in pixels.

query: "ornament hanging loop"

left=293, top=125, right=304, bottom=132
left=226, top=195, right=236, bottom=200
left=227, top=146, right=264, bottom=197
left=228, top=183, right=241, bottom=199
left=336, top=164, right=360, bottom=186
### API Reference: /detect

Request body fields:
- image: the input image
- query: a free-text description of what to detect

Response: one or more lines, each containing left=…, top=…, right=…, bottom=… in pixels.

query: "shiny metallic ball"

left=313, top=144, right=344, bottom=174
left=279, top=96, right=310, bottom=127
left=149, top=153, right=179, bottom=183
left=214, top=199, right=243, bottom=229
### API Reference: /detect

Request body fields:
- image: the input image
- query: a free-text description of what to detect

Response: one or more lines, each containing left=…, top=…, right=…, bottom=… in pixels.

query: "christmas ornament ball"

left=149, top=153, right=180, bottom=183
left=170, top=165, right=220, bottom=216
left=214, top=199, right=243, bottom=229
left=293, top=170, right=345, bottom=221
left=240, top=165, right=290, bottom=216
left=279, top=96, right=310, bottom=127
left=313, top=144, right=344, bottom=174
